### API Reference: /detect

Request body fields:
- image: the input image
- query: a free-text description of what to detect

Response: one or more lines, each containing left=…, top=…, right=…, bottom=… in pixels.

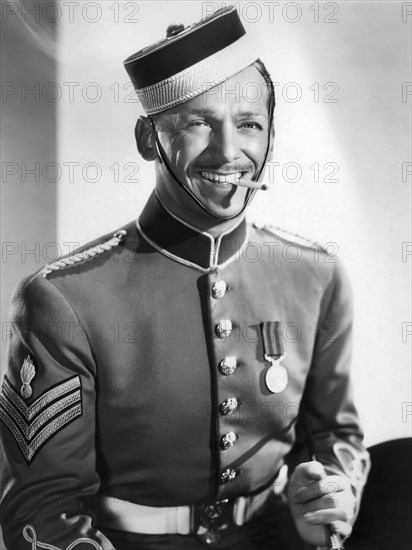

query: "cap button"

left=166, top=23, right=185, bottom=37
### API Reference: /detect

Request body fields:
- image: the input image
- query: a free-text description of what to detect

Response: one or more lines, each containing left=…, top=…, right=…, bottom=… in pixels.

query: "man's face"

left=154, top=65, right=272, bottom=219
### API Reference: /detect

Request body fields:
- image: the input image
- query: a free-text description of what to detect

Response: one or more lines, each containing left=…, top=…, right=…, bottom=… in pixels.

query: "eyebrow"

left=236, top=110, right=267, bottom=118
left=174, top=108, right=267, bottom=118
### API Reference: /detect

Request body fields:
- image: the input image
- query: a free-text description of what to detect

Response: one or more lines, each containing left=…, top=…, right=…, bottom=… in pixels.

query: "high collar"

left=137, top=193, right=248, bottom=272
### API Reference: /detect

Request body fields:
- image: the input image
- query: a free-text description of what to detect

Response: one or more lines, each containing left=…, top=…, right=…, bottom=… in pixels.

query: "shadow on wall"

left=1, top=0, right=57, bottom=543
left=1, top=0, right=57, bottom=366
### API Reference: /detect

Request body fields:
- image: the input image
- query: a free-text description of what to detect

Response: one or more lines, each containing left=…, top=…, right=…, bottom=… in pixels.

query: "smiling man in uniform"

left=0, top=6, right=369, bottom=550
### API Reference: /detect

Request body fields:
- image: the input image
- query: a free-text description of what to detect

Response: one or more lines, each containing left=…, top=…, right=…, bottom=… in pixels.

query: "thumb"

left=290, top=461, right=326, bottom=486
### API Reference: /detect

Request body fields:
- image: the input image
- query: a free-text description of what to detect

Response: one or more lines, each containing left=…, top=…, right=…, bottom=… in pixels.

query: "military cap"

left=124, top=5, right=259, bottom=114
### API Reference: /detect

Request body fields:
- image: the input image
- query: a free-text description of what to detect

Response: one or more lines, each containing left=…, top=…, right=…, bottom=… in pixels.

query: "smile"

left=199, top=171, right=243, bottom=185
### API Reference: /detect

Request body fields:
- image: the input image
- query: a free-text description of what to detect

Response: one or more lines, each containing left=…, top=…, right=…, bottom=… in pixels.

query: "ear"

left=135, top=117, right=158, bottom=162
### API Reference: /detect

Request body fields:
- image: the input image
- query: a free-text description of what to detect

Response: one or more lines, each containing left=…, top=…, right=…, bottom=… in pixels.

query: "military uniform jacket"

left=0, top=193, right=369, bottom=549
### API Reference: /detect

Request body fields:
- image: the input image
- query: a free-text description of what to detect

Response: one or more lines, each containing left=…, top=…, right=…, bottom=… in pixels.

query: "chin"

left=192, top=188, right=248, bottom=220
left=201, top=200, right=246, bottom=219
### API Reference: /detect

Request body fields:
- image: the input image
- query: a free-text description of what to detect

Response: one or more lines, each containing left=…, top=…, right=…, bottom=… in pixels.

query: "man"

left=0, top=6, right=369, bottom=550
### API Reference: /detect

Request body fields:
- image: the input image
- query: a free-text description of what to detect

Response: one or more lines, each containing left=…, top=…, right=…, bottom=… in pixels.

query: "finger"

left=329, top=521, right=352, bottom=539
left=298, top=494, right=353, bottom=517
left=297, top=476, right=350, bottom=504
left=290, top=461, right=326, bottom=486
left=303, top=507, right=353, bottom=526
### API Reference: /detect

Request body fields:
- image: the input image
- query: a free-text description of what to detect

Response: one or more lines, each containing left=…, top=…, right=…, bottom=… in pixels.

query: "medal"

left=264, top=355, right=288, bottom=393
left=260, top=321, right=288, bottom=393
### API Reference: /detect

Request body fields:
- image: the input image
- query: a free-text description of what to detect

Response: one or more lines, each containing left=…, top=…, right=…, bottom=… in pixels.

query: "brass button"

left=220, top=468, right=238, bottom=483
left=221, top=431, right=236, bottom=450
left=113, top=229, right=127, bottom=240
left=218, top=357, right=237, bottom=375
left=220, top=398, right=238, bottom=416
left=216, top=320, right=232, bottom=338
left=212, top=280, right=227, bottom=299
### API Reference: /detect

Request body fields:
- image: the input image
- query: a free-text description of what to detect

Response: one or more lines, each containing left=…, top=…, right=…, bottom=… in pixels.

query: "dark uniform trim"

left=124, top=6, right=245, bottom=88
left=138, top=194, right=247, bottom=272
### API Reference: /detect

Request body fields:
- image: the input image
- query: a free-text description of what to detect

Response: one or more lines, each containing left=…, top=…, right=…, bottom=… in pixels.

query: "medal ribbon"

left=260, top=322, right=284, bottom=359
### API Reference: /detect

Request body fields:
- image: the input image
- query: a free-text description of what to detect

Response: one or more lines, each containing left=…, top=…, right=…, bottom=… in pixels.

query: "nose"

left=209, top=123, right=240, bottom=165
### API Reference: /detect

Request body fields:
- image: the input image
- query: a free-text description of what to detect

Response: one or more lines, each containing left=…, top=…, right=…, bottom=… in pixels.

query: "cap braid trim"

left=136, top=35, right=259, bottom=114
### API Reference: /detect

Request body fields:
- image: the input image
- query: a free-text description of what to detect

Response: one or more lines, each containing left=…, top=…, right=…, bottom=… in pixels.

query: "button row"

left=213, top=280, right=239, bottom=485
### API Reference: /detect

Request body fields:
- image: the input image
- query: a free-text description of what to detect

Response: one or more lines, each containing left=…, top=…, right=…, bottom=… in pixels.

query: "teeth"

left=200, top=171, right=242, bottom=184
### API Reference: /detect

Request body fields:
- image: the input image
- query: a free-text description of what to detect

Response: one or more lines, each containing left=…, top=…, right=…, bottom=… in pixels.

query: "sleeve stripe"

left=0, top=389, right=81, bottom=441
left=3, top=375, right=81, bottom=421
left=0, top=403, right=82, bottom=463
left=0, top=375, right=83, bottom=463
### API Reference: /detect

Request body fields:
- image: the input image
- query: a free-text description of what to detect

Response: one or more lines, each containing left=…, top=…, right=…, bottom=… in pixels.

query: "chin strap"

left=149, top=75, right=275, bottom=221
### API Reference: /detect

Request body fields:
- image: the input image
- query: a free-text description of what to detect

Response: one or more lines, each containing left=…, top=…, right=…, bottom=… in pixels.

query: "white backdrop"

left=6, top=1, right=411, bottom=448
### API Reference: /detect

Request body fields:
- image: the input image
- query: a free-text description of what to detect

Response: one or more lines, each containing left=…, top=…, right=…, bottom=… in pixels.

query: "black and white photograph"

left=1, top=1, right=411, bottom=549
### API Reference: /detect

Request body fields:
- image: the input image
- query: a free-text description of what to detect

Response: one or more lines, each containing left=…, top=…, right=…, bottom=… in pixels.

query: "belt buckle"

left=196, top=499, right=234, bottom=545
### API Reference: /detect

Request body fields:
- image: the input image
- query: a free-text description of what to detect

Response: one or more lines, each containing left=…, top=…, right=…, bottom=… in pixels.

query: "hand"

left=286, top=461, right=356, bottom=545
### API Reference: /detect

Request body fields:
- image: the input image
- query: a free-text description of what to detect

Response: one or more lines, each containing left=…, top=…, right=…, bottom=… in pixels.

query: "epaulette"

left=39, top=230, right=127, bottom=279
left=252, top=221, right=325, bottom=252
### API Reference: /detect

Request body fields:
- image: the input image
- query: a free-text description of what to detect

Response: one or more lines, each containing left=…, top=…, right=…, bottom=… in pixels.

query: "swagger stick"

left=301, top=419, right=345, bottom=550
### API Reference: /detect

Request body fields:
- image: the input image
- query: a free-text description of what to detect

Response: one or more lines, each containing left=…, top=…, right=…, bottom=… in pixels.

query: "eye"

left=189, top=120, right=210, bottom=127
left=240, top=122, right=263, bottom=130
